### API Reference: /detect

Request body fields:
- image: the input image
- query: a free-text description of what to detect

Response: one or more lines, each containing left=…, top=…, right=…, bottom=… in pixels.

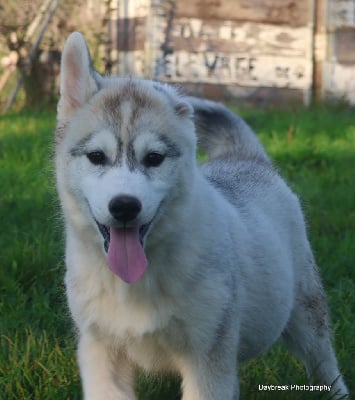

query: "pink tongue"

left=107, top=226, right=148, bottom=284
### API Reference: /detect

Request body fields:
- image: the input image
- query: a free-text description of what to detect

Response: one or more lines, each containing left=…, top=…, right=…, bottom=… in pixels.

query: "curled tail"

left=188, top=97, right=270, bottom=164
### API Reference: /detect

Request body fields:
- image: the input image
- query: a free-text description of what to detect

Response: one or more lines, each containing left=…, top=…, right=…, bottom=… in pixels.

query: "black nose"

left=108, top=195, right=142, bottom=223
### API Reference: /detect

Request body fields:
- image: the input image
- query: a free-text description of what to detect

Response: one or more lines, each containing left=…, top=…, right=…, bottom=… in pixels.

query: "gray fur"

left=55, top=33, right=349, bottom=400
left=189, top=96, right=270, bottom=163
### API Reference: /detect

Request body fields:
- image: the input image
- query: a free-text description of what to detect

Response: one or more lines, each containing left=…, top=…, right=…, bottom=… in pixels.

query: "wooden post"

left=312, top=0, right=327, bottom=102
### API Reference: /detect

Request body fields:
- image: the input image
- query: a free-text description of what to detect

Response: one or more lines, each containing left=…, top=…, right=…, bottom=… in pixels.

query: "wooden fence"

left=105, top=0, right=355, bottom=105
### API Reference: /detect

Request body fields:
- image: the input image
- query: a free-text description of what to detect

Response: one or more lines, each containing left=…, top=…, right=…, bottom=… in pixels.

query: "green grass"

left=0, top=106, right=354, bottom=399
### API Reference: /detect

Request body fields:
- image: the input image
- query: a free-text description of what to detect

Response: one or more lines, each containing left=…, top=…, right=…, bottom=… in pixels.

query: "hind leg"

left=282, top=262, right=349, bottom=398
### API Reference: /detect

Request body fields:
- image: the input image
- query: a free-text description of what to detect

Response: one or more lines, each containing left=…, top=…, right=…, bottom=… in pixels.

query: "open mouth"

left=94, top=219, right=152, bottom=284
left=95, top=221, right=151, bottom=252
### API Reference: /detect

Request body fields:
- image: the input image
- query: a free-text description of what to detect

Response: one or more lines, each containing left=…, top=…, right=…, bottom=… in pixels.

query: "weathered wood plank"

left=170, top=19, right=313, bottom=58
left=116, top=50, right=146, bottom=76
left=156, top=51, right=312, bottom=89
left=110, top=0, right=355, bottom=105
left=329, top=0, right=355, bottom=29
left=174, top=0, right=311, bottom=27
left=335, top=28, right=355, bottom=64
left=324, top=62, right=355, bottom=103
left=111, top=17, right=146, bottom=51
left=180, top=82, right=306, bottom=105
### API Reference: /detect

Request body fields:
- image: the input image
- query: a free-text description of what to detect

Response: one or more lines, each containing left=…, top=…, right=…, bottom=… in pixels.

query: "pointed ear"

left=174, top=101, right=193, bottom=118
left=58, top=32, right=100, bottom=120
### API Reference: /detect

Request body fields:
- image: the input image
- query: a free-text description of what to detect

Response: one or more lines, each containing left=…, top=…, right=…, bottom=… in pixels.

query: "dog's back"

left=189, top=98, right=349, bottom=398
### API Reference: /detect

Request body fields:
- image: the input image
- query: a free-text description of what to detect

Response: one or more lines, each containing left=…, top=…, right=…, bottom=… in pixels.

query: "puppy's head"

left=56, top=33, right=196, bottom=283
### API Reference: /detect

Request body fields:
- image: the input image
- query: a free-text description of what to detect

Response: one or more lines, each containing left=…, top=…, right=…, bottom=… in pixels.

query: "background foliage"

left=0, top=0, right=103, bottom=110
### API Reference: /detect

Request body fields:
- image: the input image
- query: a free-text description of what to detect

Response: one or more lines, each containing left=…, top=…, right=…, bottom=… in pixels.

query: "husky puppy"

left=55, top=32, right=349, bottom=400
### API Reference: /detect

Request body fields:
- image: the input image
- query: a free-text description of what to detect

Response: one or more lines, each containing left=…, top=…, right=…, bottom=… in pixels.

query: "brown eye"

left=143, top=152, right=165, bottom=167
left=87, top=151, right=106, bottom=165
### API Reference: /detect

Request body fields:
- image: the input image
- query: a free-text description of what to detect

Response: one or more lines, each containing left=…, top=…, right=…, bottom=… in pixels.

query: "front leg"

left=179, top=355, right=239, bottom=400
left=78, top=333, right=136, bottom=400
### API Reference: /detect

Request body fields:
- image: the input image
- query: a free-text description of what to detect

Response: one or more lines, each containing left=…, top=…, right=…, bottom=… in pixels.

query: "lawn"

left=0, top=105, right=354, bottom=399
